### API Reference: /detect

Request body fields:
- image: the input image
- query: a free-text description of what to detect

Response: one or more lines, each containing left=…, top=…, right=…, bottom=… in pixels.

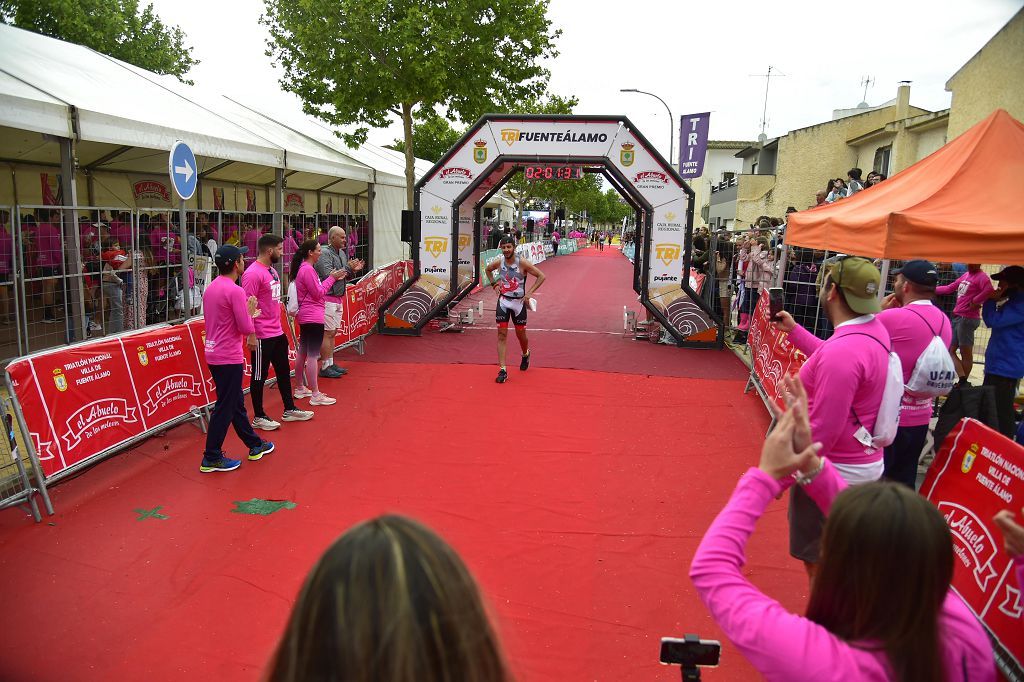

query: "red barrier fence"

left=5, top=260, right=410, bottom=483
left=746, top=290, right=806, bottom=410
left=921, top=419, right=1024, bottom=675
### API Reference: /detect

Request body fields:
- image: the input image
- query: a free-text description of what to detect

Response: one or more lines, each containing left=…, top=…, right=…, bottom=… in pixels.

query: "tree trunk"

left=401, top=102, right=415, bottom=210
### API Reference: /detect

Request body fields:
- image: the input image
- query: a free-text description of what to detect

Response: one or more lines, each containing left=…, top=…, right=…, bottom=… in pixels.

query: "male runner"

left=486, top=236, right=546, bottom=384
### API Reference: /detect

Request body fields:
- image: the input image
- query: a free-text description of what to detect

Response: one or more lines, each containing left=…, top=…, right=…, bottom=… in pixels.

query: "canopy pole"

left=367, top=182, right=375, bottom=269
left=59, top=137, right=85, bottom=343
left=878, top=259, right=891, bottom=300
left=273, top=168, right=284, bottom=238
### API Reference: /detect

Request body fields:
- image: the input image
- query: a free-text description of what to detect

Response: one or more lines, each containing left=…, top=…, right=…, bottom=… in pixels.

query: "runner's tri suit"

left=495, top=255, right=528, bottom=328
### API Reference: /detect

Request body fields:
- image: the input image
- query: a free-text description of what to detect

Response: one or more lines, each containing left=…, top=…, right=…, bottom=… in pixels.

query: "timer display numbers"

left=523, top=165, right=584, bottom=181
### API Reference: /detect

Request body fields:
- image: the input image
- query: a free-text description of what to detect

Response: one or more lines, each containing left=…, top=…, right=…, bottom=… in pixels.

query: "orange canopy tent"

left=785, top=109, right=1024, bottom=264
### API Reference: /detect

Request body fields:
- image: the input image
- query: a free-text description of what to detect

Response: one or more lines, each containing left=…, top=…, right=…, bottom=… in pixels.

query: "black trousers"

left=250, top=334, right=296, bottom=418
left=882, top=423, right=930, bottom=489
left=204, top=363, right=262, bottom=461
left=984, top=373, right=1021, bottom=438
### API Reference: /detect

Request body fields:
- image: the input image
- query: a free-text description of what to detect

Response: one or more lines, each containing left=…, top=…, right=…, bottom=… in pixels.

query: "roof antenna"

left=750, top=66, right=786, bottom=143
left=859, top=76, right=874, bottom=107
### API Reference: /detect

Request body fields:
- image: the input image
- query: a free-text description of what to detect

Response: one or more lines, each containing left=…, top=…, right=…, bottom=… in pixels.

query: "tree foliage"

left=262, top=0, right=560, bottom=208
left=390, top=110, right=463, bottom=164
left=0, top=0, right=198, bottom=82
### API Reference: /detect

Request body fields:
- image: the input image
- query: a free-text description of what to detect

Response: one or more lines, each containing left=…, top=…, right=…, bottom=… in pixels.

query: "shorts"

left=495, top=297, right=527, bottom=328
left=324, top=301, right=343, bottom=332
left=298, top=323, right=325, bottom=355
left=950, top=315, right=980, bottom=347
left=788, top=484, right=826, bottom=563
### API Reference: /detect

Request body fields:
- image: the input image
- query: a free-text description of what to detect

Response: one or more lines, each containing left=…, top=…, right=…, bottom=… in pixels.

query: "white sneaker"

left=293, top=386, right=313, bottom=399
left=280, top=409, right=314, bottom=422
left=310, top=393, right=336, bottom=406
left=88, top=320, right=102, bottom=332
left=252, top=416, right=281, bottom=431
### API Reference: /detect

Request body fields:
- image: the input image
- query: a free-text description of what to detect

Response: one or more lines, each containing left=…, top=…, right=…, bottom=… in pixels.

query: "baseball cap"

left=892, top=259, right=938, bottom=287
left=993, top=265, right=1024, bottom=287
left=819, top=256, right=881, bottom=314
left=214, top=244, right=248, bottom=269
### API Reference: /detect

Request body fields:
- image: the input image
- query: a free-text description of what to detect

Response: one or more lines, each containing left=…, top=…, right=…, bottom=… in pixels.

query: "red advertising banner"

left=6, top=359, right=63, bottom=477
left=33, top=338, right=147, bottom=471
left=747, top=290, right=807, bottom=409
left=122, top=328, right=207, bottom=430
left=921, top=418, right=1024, bottom=669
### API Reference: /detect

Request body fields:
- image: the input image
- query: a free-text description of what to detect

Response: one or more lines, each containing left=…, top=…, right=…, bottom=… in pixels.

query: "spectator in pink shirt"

left=690, top=375, right=995, bottom=682
left=149, top=219, right=181, bottom=265
left=878, top=260, right=953, bottom=488
left=200, top=244, right=274, bottom=473
left=773, top=256, right=890, bottom=578
left=289, top=240, right=346, bottom=407
left=0, top=210, right=12, bottom=323
left=35, top=210, right=64, bottom=323
left=936, top=264, right=993, bottom=384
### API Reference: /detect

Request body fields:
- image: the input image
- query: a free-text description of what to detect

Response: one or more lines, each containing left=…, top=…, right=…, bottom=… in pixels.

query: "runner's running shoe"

left=248, top=441, right=276, bottom=461
left=496, top=368, right=508, bottom=383
left=520, top=351, right=531, bottom=371
left=252, top=416, right=281, bottom=431
left=200, top=455, right=241, bottom=473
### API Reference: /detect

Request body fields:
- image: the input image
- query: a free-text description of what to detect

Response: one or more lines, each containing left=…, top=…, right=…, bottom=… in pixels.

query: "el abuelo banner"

left=122, top=329, right=208, bottom=430
left=747, top=290, right=807, bottom=409
left=920, top=418, right=1024, bottom=670
left=5, top=359, right=63, bottom=477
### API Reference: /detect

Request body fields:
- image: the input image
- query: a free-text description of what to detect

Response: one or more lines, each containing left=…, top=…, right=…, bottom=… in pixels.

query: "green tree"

left=390, top=110, right=463, bottom=164
left=262, top=0, right=560, bottom=209
left=0, top=0, right=198, bottom=82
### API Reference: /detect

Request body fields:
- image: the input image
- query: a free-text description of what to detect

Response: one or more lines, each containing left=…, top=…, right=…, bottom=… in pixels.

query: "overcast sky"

left=149, top=0, right=1020, bottom=160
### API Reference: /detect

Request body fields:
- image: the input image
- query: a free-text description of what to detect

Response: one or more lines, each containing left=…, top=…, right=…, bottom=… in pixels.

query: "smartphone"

left=768, top=286, right=785, bottom=320
left=660, top=636, right=721, bottom=667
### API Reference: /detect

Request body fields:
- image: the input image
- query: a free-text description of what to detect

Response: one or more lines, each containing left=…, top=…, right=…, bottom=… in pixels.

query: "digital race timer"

left=523, top=165, right=584, bottom=180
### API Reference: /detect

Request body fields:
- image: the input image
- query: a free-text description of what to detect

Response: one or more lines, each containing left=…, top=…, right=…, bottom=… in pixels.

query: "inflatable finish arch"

left=378, top=115, right=722, bottom=347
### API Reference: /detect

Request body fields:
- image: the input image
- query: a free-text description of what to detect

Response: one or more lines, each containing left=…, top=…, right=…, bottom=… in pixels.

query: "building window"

left=722, top=171, right=735, bottom=182
left=751, top=162, right=758, bottom=175
left=873, top=145, right=892, bottom=175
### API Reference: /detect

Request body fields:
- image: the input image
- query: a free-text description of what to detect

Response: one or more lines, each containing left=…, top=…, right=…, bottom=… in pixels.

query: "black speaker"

left=555, top=208, right=565, bottom=221
left=401, top=210, right=418, bottom=243
left=484, top=207, right=494, bottom=219
left=526, top=218, right=535, bottom=230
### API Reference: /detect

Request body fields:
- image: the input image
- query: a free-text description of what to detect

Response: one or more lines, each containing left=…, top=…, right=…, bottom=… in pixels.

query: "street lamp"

left=620, top=88, right=674, bottom=165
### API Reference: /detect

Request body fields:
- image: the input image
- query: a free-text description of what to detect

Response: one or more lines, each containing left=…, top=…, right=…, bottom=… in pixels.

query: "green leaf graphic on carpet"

left=231, top=499, right=296, bottom=516
left=134, top=506, right=169, bottom=521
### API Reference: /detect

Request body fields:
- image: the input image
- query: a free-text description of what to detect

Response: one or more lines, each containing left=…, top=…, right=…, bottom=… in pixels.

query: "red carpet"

left=0, top=245, right=805, bottom=681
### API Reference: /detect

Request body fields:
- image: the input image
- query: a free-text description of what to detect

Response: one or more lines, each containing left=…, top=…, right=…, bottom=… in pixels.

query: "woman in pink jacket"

left=290, top=240, right=346, bottom=407
left=690, top=375, right=994, bottom=682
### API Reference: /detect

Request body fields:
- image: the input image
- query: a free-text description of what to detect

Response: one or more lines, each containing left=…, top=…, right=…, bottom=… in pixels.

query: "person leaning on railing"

left=690, top=374, right=995, bottom=682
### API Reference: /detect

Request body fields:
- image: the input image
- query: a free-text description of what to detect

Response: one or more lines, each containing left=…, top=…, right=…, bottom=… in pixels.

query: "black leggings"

left=250, top=334, right=296, bottom=418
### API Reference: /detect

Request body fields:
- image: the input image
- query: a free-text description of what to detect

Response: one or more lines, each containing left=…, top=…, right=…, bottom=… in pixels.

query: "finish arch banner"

left=921, top=418, right=1024, bottom=671
left=380, top=115, right=719, bottom=346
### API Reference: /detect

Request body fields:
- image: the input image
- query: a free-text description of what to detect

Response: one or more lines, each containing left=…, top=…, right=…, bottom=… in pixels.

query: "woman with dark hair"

left=290, top=239, right=346, bottom=406
left=826, top=178, right=848, bottom=203
left=690, top=375, right=994, bottom=681
left=267, top=515, right=511, bottom=682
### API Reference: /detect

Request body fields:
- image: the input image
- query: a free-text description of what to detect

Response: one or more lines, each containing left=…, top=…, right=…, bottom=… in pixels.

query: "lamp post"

left=620, top=88, right=674, bottom=165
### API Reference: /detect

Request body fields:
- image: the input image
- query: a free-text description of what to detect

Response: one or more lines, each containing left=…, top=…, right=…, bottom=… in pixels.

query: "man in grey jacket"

left=315, top=226, right=364, bottom=378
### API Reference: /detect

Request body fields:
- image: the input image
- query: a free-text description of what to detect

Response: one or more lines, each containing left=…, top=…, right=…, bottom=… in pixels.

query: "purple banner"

left=678, top=112, right=711, bottom=179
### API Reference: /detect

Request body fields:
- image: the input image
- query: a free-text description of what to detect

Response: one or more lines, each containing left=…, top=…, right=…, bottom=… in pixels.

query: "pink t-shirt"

left=109, top=220, right=132, bottom=248
left=690, top=462, right=996, bottom=681
left=242, top=228, right=262, bottom=264
left=34, top=222, right=63, bottom=269
left=149, top=227, right=181, bottom=264
left=0, top=227, right=12, bottom=275
left=788, top=316, right=891, bottom=465
left=878, top=301, right=953, bottom=427
left=936, top=270, right=993, bottom=320
left=202, top=276, right=254, bottom=365
left=293, top=261, right=336, bottom=325
left=241, top=261, right=284, bottom=339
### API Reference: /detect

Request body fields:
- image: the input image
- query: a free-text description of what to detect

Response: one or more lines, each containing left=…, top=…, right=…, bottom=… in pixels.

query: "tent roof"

left=0, top=23, right=434, bottom=192
left=785, top=109, right=1024, bottom=263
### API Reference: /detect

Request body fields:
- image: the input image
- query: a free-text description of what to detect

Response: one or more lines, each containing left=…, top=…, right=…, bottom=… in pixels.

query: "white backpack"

left=904, top=307, right=957, bottom=398
left=286, top=281, right=299, bottom=316
left=846, top=333, right=904, bottom=449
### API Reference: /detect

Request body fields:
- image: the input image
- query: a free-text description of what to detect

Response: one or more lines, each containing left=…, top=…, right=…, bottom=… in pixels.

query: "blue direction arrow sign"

left=168, top=141, right=197, bottom=201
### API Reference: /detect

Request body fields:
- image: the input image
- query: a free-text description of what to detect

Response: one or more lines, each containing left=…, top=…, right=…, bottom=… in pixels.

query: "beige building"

left=946, top=8, right=1024, bottom=140
left=690, top=140, right=753, bottom=229
left=712, top=8, right=1022, bottom=227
